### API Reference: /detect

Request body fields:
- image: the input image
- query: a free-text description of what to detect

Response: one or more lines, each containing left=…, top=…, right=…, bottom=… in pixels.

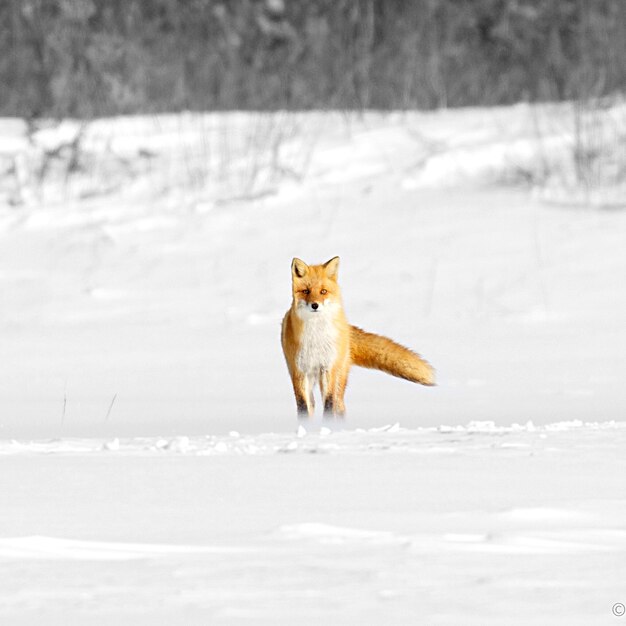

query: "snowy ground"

left=0, top=106, right=625, bottom=623
left=1, top=423, right=626, bottom=624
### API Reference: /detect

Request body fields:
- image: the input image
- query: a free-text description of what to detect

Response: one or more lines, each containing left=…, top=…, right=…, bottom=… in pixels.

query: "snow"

left=0, top=104, right=625, bottom=623
left=1, top=424, right=625, bottom=624
left=1, top=419, right=622, bottom=456
left=0, top=536, right=252, bottom=561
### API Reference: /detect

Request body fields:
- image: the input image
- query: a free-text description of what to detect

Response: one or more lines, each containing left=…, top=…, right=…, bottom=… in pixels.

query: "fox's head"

left=291, top=256, right=342, bottom=319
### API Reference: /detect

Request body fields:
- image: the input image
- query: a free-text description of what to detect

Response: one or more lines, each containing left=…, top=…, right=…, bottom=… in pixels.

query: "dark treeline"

left=1, top=0, right=625, bottom=118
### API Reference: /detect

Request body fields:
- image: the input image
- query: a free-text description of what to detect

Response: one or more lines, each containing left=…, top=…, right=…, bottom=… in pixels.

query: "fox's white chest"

left=296, top=316, right=338, bottom=375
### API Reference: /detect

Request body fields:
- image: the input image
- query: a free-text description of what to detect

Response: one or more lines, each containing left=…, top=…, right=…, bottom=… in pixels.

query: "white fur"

left=295, top=300, right=339, bottom=389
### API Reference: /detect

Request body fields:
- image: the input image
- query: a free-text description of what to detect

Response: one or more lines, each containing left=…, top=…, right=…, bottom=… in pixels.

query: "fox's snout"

left=296, top=298, right=328, bottom=318
left=305, top=300, right=323, bottom=312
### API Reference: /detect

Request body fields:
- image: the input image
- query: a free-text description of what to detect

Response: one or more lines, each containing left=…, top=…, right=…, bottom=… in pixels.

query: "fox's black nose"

left=311, top=302, right=319, bottom=310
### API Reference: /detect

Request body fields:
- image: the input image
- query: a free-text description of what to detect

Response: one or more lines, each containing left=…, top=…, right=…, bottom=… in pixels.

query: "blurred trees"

left=1, top=0, right=624, bottom=117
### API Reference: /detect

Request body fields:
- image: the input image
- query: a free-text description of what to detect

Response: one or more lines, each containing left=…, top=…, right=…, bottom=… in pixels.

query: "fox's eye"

left=320, top=289, right=327, bottom=295
left=302, top=289, right=310, bottom=295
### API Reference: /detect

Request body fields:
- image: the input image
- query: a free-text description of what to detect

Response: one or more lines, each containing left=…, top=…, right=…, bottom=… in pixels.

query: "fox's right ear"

left=291, top=257, right=309, bottom=278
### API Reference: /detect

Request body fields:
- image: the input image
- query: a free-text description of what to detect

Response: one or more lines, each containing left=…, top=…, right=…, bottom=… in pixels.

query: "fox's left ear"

left=323, top=256, right=340, bottom=280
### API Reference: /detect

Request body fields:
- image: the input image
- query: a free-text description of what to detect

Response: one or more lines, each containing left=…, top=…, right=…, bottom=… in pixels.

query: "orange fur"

left=281, top=257, right=434, bottom=417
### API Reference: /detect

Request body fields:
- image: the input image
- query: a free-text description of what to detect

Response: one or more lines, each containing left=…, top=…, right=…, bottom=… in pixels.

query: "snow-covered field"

left=1, top=422, right=626, bottom=624
left=1, top=105, right=625, bottom=624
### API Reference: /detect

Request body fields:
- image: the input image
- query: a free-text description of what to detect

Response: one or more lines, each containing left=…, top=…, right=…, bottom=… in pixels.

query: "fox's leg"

left=334, top=368, right=349, bottom=416
left=305, top=374, right=315, bottom=414
left=320, top=366, right=347, bottom=417
left=292, top=372, right=314, bottom=417
left=320, top=369, right=334, bottom=416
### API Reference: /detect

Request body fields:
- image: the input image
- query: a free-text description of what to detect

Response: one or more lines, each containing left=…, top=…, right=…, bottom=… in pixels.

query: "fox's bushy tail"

left=349, top=326, right=435, bottom=386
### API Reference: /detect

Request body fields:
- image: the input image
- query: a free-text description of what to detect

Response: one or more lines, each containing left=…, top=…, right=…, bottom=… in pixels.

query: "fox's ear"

left=323, top=256, right=340, bottom=280
left=291, top=257, right=309, bottom=278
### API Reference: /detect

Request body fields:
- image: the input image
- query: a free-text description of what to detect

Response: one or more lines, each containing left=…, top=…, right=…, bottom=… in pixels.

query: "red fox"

left=281, top=256, right=434, bottom=417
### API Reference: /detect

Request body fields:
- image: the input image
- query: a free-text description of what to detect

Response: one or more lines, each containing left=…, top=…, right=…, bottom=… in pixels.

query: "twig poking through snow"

left=105, top=394, right=117, bottom=421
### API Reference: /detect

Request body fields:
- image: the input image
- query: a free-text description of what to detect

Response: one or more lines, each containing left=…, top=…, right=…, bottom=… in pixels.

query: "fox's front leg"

left=292, top=371, right=315, bottom=417
left=320, top=366, right=348, bottom=417
left=334, top=369, right=348, bottom=416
